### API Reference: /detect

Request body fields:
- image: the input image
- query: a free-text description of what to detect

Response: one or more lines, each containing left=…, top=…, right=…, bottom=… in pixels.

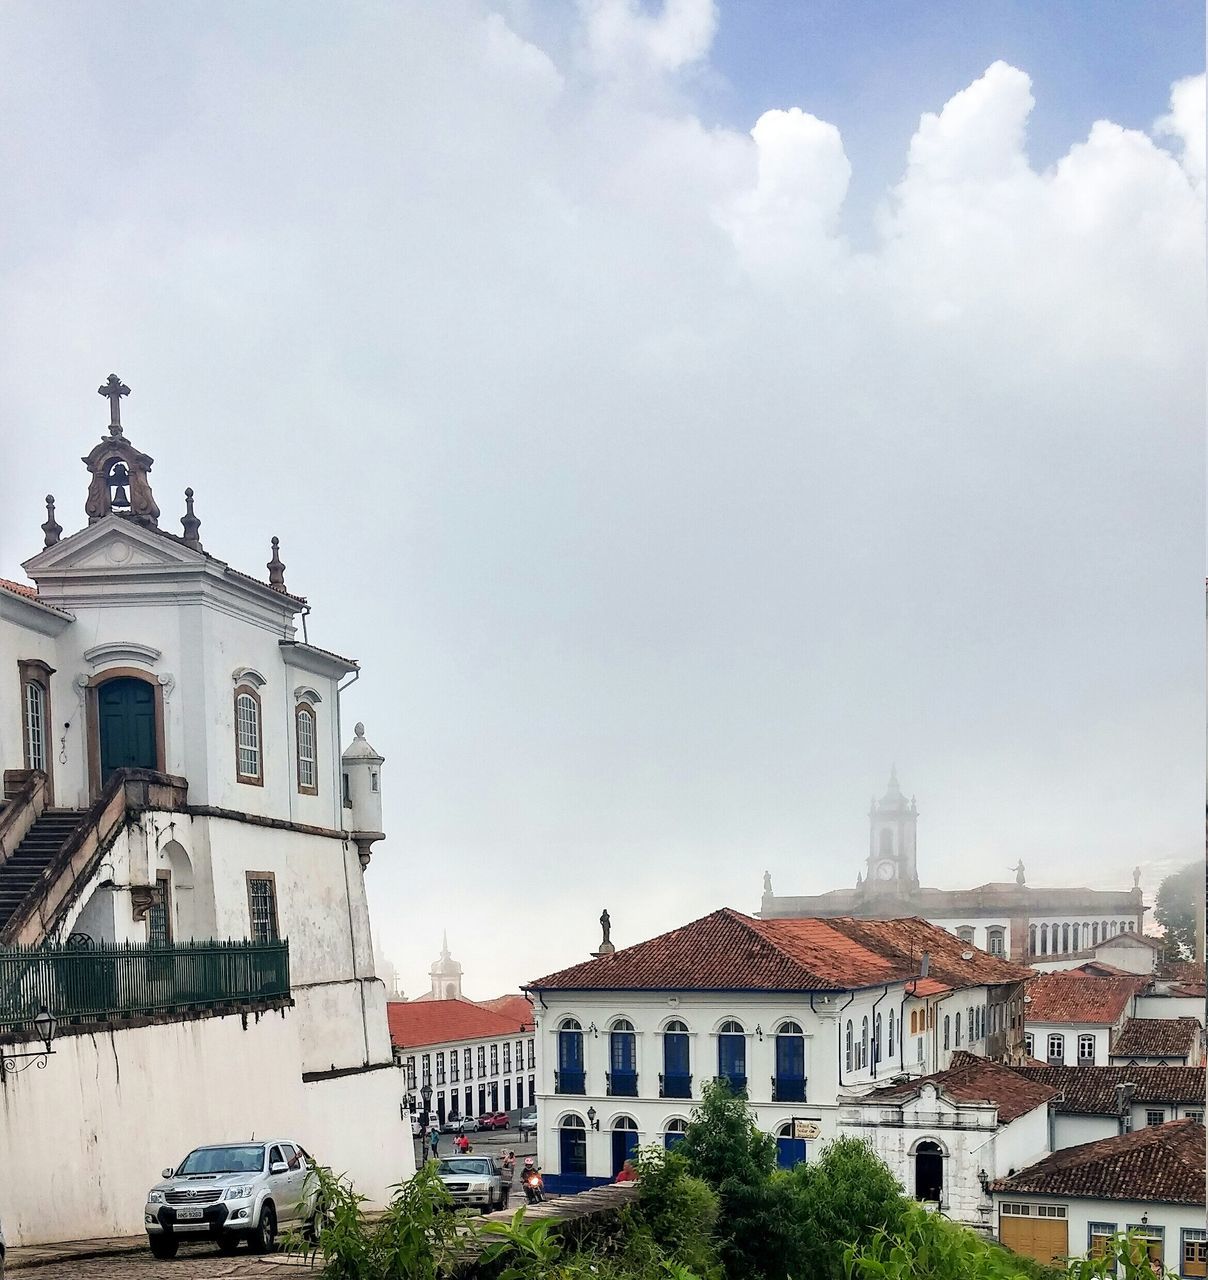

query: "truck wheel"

left=247, top=1203, right=276, bottom=1254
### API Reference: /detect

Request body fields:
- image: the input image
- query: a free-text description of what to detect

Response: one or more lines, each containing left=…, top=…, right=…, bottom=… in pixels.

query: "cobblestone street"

left=15, top=1245, right=304, bottom=1278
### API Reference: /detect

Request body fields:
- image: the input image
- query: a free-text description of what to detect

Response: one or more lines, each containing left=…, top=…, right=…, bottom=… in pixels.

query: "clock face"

left=876, top=861, right=895, bottom=881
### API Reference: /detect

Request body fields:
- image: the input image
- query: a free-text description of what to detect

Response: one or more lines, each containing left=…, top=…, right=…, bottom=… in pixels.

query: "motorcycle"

left=522, top=1168, right=544, bottom=1204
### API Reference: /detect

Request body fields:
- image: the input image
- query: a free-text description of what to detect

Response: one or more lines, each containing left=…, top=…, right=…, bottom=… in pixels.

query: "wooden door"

left=99, top=677, right=157, bottom=782
left=999, top=1215, right=1068, bottom=1265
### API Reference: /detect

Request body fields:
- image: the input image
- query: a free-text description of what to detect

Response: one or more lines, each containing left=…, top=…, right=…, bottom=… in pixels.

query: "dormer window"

left=295, top=702, right=318, bottom=796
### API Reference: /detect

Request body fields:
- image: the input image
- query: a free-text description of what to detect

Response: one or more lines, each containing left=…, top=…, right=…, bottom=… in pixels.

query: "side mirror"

left=270, top=1161, right=288, bottom=1175
left=162, top=1168, right=174, bottom=1179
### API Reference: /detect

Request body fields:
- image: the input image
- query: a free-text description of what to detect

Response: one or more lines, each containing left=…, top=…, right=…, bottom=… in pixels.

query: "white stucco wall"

left=398, top=1030, right=538, bottom=1122
left=1136, top=993, right=1205, bottom=1025
left=1052, top=1113, right=1117, bottom=1150
left=1024, top=1022, right=1111, bottom=1066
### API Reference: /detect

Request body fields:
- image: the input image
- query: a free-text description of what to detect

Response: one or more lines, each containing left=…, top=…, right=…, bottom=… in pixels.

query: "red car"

left=478, top=1112, right=510, bottom=1131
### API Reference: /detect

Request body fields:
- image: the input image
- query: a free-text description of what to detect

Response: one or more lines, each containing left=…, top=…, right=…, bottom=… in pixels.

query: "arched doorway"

left=97, top=676, right=158, bottom=783
left=610, top=1116, right=638, bottom=1175
left=776, top=1122, right=806, bottom=1169
left=559, top=1115, right=587, bottom=1176
left=914, top=1140, right=943, bottom=1202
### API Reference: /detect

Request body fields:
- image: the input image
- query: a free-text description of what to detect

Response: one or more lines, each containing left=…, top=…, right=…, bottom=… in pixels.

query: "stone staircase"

left=0, top=809, right=85, bottom=935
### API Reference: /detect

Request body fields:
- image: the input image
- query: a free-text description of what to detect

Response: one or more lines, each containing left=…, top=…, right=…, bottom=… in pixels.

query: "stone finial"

left=267, top=536, right=286, bottom=591
left=41, top=494, right=61, bottom=547
left=354, top=721, right=365, bottom=736
left=181, top=487, right=202, bottom=548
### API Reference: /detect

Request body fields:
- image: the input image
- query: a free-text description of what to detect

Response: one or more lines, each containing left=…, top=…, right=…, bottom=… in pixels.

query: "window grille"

left=247, top=876, right=278, bottom=942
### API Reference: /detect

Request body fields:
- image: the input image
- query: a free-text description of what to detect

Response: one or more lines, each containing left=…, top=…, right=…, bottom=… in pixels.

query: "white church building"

left=0, top=376, right=411, bottom=1244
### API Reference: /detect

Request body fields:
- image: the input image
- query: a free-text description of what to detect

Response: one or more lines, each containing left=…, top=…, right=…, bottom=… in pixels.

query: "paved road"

left=14, top=1243, right=294, bottom=1277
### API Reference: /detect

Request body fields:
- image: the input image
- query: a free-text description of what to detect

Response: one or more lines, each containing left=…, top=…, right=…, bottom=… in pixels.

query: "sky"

left=0, top=1, right=1203, bottom=999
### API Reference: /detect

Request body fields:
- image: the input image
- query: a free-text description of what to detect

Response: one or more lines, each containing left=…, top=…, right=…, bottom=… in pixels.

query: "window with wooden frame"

left=234, top=685, right=263, bottom=784
left=245, top=872, right=279, bottom=942
left=295, top=702, right=318, bottom=795
left=18, top=658, right=55, bottom=782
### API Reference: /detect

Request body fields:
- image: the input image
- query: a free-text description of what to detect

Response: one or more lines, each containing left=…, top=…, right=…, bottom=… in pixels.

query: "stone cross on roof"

left=98, top=374, right=131, bottom=436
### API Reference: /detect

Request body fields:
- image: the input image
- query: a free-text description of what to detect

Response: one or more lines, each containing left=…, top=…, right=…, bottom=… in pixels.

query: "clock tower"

left=864, top=767, right=919, bottom=896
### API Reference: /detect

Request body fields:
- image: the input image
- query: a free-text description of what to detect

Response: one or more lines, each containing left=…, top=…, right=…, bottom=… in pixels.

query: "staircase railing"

left=0, top=772, right=49, bottom=871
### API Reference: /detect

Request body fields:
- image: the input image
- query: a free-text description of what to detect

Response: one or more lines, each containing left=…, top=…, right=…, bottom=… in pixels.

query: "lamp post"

left=421, top=1081, right=434, bottom=1161
left=1, top=1005, right=57, bottom=1079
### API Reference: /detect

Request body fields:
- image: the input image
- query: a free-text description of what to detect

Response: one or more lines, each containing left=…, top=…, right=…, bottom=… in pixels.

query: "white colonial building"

left=1021, top=971, right=1142, bottom=1067
left=759, top=770, right=1144, bottom=964
left=991, top=1120, right=1206, bottom=1272
left=0, top=377, right=410, bottom=1244
left=525, top=907, right=1030, bottom=1192
left=838, top=1052, right=1055, bottom=1229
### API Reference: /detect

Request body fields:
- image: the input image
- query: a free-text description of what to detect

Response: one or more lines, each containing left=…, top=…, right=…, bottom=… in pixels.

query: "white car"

left=443, top=1115, right=480, bottom=1133
left=410, top=1114, right=424, bottom=1137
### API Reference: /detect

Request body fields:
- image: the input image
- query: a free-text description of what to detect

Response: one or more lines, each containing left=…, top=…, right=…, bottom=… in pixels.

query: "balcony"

left=715, top=1073, right=747, bottom=1096
left=772, top=1076, right=807, bottom=1103
left=607, top=1070, right=638, bottom=1097
left=660, top=1072, right=692, bottom=1099
left=555, top=1069, right=586, bottom=1095
left=0, top=938, right=290, bottom=1034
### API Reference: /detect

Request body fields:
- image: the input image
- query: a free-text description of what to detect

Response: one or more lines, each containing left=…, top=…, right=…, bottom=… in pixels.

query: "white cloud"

left=1156, top=72, right=1205, bottom=191
left=0, top=6, right=1200, bottom=993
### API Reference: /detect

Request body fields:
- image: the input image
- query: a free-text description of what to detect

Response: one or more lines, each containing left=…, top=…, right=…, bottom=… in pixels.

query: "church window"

left=1039, top=924, right=1049, bottom=955
left=245, top=873, right=279, bottom=943
left=845, top=1021, right=854, bottom=1073
left=235, top=687, right=263, bottom=783
left=954, top=1013, right=962, bottom=1047
left=1061, top=923, right=1070, bottom=953
left=874, top=1013, right=882, bottom=1063
left=1071, top=923, right=1079, bottom=951
left=1100, top=919, right=1108, bottom=940
left=295, top=704, right=318, bottom=795
left=943, top=1015, right=950, bottom=1050
left=1077, top=1034, right=1095, bottom=1063
left=888, top=1009, right=895, bottom=1057
left=1091, top=921, right=1100, bottom=946
left=1028, top=925, right=1037, bottom=956
left=860, top=1017, right=869, bottom=1069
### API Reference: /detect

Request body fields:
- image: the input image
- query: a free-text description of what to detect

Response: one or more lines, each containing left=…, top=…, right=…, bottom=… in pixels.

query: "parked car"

left=410, top=1114, right=423, bottom=1137
left=478, top=1112, right=509, bottom=1131
left=145, top=1140, right=317, bottom=1259
left=518, top=1111, right=538, bottom=1135
left=443, top=1115, right=480, bottom=1133
left=435, top=1156, right=506, bottom=1213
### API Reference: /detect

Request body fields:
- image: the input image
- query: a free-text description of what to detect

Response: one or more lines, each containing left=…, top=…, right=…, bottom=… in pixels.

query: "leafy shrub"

left=630, top=1144, right=721, bottom=1278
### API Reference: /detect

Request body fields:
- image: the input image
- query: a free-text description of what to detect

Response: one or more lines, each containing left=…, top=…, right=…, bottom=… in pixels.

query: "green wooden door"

left=98, top=677, right=157, bottom=782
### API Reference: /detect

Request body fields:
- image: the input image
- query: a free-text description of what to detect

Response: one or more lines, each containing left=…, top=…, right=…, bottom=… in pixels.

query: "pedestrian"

left=615, top=1159, right=638, bottom=1184
left=429, top=1125, right=440, bottom=1160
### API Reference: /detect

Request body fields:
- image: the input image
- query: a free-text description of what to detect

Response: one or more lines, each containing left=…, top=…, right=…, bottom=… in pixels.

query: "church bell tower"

left=865, top=767, right=918, bottom=895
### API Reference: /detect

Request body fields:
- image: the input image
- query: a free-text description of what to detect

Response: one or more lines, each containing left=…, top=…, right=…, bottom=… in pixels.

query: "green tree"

left=781, top=1136, right=909, bottom=1280
left=1154, top=859, right=1204, bottom=960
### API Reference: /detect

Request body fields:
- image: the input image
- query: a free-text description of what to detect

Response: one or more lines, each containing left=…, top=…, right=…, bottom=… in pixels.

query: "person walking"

left=429, top=1125, right=440, bottom=1161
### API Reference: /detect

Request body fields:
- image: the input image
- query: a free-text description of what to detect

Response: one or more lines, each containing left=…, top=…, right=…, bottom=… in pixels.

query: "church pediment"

left=23, top=515, right=202, bottom=577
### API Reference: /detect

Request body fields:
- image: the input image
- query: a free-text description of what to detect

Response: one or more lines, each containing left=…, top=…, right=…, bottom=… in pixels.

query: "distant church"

left=758, top=769, right=1144, bottom=964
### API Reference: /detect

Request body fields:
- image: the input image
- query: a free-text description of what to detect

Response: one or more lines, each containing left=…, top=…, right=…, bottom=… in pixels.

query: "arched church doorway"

left=98, top=676, right=158, bottom=782
left=914, top=1140, right=943, bottom=1202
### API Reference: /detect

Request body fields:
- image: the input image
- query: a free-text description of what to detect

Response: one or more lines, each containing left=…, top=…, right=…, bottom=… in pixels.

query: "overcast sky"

left=0, top=2, right=1203, bottom=999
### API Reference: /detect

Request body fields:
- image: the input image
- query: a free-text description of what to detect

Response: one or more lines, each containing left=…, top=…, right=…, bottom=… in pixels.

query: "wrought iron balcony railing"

left=555, top=1068, right=586, bottom=1095
left=772, top=1075, right=807, bottom=1102
left=0, top=938, right=290, bottom=1035
left=607, top=1070, right=638, bottom=1097
left=660, top=1072, right=692, bottom=1099
left=715, top=1072, right=747, bottom=1096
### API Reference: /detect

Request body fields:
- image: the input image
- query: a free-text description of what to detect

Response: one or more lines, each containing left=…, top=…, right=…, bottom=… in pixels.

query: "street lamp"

left=586, top=1105, right=600, bottom=1131
left=1, top=1005, right=57, bottom=1079
left=420, top=1081, right=434, bottom=1160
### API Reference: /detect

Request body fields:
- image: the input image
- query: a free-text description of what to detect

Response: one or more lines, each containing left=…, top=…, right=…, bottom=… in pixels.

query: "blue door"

left=663, top=1030, right=690, bottom=1097
left=775, top=1033, right=806, bottom=1102
left=610, top=1027, right=637, bottom=1095
left=718, top=1033, right=746, bottom=1093
left=558, top=1028, right=585, bottom=1093
left=560, top=1123, right=586, bottom=1175
left=776, top=1137, right=806, bottom=1169
left=611, top=1126, right=638, bottom=1175
left=99, top=677, right=157, bottom=782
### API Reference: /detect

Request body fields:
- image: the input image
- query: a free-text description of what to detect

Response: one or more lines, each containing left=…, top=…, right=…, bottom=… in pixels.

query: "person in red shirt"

left=615, top=1159, right=638, bottom=1183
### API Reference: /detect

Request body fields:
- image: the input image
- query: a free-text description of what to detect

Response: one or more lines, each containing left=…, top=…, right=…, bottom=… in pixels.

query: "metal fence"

left=0, top=939, right=290, bottom=1035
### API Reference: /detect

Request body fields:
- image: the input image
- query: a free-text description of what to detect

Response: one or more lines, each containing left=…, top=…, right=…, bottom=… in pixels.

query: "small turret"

left=342, top=721, right=384, bottom=867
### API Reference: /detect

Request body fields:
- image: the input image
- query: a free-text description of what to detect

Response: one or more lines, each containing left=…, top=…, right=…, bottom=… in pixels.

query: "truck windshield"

left=438, top=1159, right=492, bottom=1176
left=177, top=1145, right=265, bottom=1175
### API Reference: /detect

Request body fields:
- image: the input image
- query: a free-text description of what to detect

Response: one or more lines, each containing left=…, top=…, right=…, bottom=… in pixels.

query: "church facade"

left=0, top=377, right=409, bottom=1244
left=758, top=770, right=1144, bottom=963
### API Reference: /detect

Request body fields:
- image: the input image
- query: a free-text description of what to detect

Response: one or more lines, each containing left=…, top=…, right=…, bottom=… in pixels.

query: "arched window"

left=559, top=1114, right=587, bottom=1176
left=986, top=927, right=1005, bottom=957
left=888, top=1008, right=895, bottom=1058
left=662, top=1020, right=690, bottom=1099
left=879, top=828, right=894, bottom=857
left=943, top=1014, right=950, bottom=1050
left=1040, top=923, right=1049, bottom=955
left=874, top=1013, right=882, bottom=1064
left=22, top=674, right=47, bottom=773
left=1100, top=920, right=1109, bottom=941
left=914, top=1140, right=944, bottom=1203
left=845, top=1020, right=854, bottom=1073
left=1046, top=1033, right=1064, bottom=1065
left=774, top=1021, right=805, bottom=1101
left=775, top=1121, right=807, bottom=1169
left=717, top=1020, right=746, bottom=1092
left=954, top=1012, right=962, bottom=1047
left=956, top=926, right=975, bottom=945
left=1077, top=1033, right=1095, bottom=1065
left=1091, top=921, right=1100, bottom=946
left=609, top=1019, right=637, bottom=1097
left=860, top=1016, right=869, bottom=1070
left=611, top=1115, right=639, bottom=1176
left=1061, top=923, right=1070, bottom=953
left=234, top=686, right=263, bottom=783
left=1071, top=923, right=1079, bottom=952
left=1028, top=924, right=1037, bottom=956
left=557, top=1018, right=585, bottom=1095
left=295, top=703, right=318, bottom=794
left=663, top=1118, right=688, bottom=1150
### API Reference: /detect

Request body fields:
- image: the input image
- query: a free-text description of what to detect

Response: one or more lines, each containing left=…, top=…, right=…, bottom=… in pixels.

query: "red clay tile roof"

left=1023, top=972, right=1144, bottom=1025
left=1169, top=982, right=1207, bottom=998
left=990, top=1119, right=1205, bottom=1205
left=0, top=577, right=36, bottom=598
left=478, top=994, right=535, bottom=1030
left=1110, top=1017, right=1200, bottom=1059
left=1071, top=961, right=1135, bottom=978
left=527, top=909, right=1031, bottom=994
left=387, top=998, right=530, bottom=1049
left=1160, top=959, right=1206, bottom=985
left=1010, top=1064, right=1205, bottom=1115
left=861, top=1051, right=1058, bottom=1124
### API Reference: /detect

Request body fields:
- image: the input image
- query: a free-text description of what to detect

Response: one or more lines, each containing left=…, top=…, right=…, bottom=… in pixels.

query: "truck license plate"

left=176, top=1207, right=204, bottom=1220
